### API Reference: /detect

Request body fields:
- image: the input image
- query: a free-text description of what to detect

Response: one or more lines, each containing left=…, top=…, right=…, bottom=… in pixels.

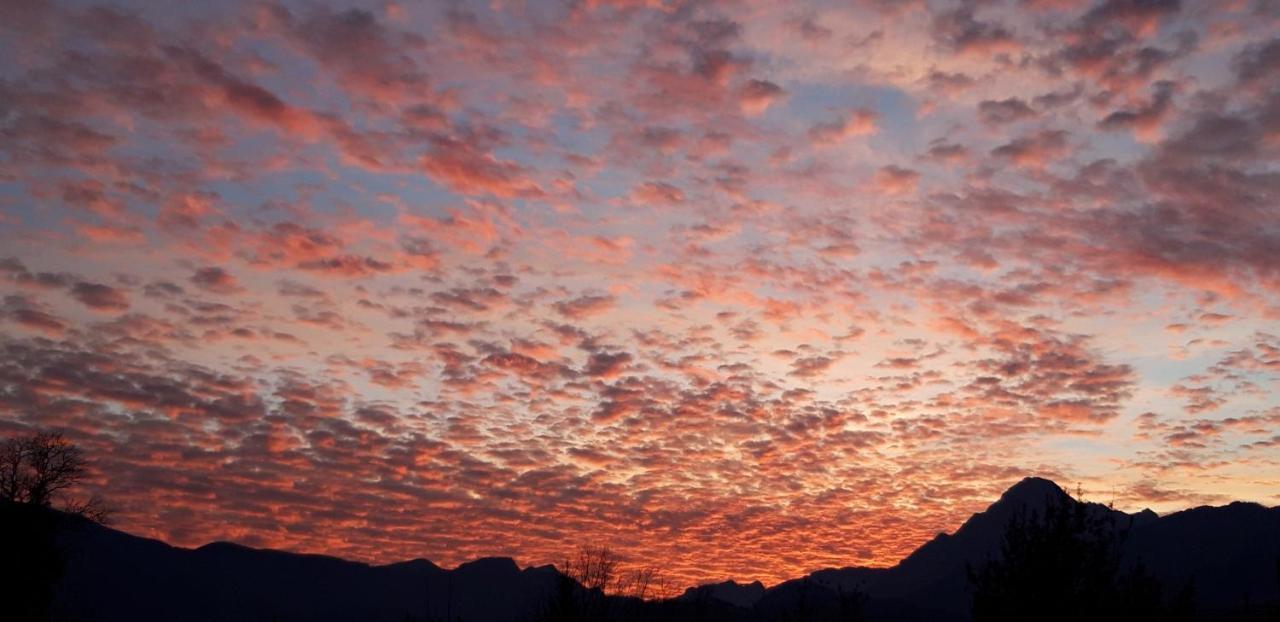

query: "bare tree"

left=618, top=565, right=676, bottom=601
left=0, top=432, right=109, bottom=522
left=543, top=545, right=678, bottom=621
left=560, top=545, right=675, bottom=601
left=616, top=565, right=657, bottom=600
left=562, top=545, right=618, bottom=592
left=3, top=432, right=111, bottom=621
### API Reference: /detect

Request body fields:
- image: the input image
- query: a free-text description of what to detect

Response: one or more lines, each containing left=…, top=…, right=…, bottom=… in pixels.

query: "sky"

left=1, top=0, right=1278, bottom=588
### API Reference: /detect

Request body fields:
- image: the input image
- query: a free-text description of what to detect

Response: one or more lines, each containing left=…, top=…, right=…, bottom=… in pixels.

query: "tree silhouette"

left=563, top=545, right=619, bottom=593
left=542, top=545, right=676, bottom=622
left=1, top=431, right=109, bottom=521
left=969, top=495, right=1191, bottom=622
left=1, top=431, right=110, bottom=621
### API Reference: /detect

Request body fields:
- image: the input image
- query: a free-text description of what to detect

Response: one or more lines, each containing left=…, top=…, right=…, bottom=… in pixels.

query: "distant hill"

left=19, top=477, right=1280, bottom=621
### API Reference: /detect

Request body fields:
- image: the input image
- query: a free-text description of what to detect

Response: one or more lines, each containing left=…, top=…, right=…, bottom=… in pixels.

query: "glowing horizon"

left=1, top=0, right=1278, bottom=588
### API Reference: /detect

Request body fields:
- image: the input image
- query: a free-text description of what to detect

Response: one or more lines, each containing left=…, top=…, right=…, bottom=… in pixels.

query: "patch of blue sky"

left=0, top=180, right=57, bottom=228
left=239, top=43, right=338, bottom=113
left=203, top=165, right=325, bottom=215
left=546, top=108, right=609, bottom=160
left=1077, top=126, right=1150, bottom=167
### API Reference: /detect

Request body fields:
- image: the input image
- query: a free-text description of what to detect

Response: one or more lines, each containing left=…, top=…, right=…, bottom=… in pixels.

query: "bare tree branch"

left=0, top=432, right=108, bottom=522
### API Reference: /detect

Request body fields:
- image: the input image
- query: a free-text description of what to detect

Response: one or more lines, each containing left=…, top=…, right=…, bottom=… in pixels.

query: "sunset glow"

left=1, top=0, right=1278, bottom=588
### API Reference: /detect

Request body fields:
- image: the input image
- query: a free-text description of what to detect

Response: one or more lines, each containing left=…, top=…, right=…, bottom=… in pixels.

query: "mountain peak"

left=998, top=477, right=1070, bottom=506
left=453, top=556, right=521, bottom=578
left=680, top=579, right=767, bottom=608
left=893, top=478, right=1071, bottom=580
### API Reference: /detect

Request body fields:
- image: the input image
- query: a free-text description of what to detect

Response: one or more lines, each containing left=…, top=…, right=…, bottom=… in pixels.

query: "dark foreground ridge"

left=11, top=477, right=1280, bottom=621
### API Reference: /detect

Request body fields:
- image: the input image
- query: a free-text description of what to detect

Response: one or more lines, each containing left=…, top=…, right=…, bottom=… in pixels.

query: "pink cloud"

left=808, top=108, right=878, bottom=145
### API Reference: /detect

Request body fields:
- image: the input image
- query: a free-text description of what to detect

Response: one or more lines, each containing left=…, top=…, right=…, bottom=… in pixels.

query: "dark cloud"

left=584, top=351, right=633, bottom=378
left=297, top=255, right=395, bottom=277
left=70, top=282, right=130, bottom=311
left=553, top=294, right=616, bottom=319
left=190, top=267, right=243, bottom=294
left=977, top=98, right=1037, bottom=126
left=930, top=7, right=1018, bottom=55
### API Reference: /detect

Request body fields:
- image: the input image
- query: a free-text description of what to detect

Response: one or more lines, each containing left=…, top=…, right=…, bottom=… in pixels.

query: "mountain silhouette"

left=756, top=478, right=1279, bottom=621
left=680, top=579, right=767, bottom=608
left=44, top=512, right=560, bottom=621
left=20, top=477, right=1280, bottom=621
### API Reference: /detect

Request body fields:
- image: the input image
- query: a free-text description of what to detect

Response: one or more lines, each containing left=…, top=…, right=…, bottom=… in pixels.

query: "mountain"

left=680, top=579, right=767, bottom=607
left=724, top=477, right=1280, bottom=621
left=27, top=503, right=561, bottom=622
left=1123, top=501, right=1280, bottom=612
left=13, top=477, right=1280, bottom=621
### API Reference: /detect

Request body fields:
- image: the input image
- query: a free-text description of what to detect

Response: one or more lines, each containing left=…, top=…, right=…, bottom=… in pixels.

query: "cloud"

left=553, top=294, right=616, bottom=320
left=991, top=130, right=1070, bottom=168
left=977, top=98, right=1037, bottom=126
left=1233, top=37, right=1280, bottom=89
left=789, top=354, right=840, bottom=378
left=1097, top=81, right=1176, bottom=139
left=930, top=7, right=1019, bottom=56
left=269, top=4, right=429, bottom=104
left=163, top=46, right=323, bottom=138
left=70, top=282, right=130, bottom=311
left=584, top=351, right=633, bottom=378
left=924, top=70, right=976, bottom=96
left=297, top=256, right=395, bottom=277
left=873, top=165, right=921, bottom=196
left=631, top=181, right=685, bottom=206
left=190, top=267, right=243, bottom=295
left=421, top=135, right=544, bottom=198
left=1, top=295, right=66, bottom=335
left=738, top=79, right=786, bottom=115
left=808, top=108, right=878, bottom=145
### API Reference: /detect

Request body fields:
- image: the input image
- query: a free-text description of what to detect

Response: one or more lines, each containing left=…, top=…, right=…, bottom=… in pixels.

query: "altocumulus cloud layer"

left=1, top=0, right=1279, bottom=586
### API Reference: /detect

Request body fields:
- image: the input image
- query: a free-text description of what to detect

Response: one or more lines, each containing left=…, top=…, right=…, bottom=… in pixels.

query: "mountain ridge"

left=16, top=476, right=1280, bottom=621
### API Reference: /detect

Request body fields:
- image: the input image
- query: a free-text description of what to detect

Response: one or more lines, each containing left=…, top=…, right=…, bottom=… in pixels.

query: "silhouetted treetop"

left=1, top=431, right=109, bottom=522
